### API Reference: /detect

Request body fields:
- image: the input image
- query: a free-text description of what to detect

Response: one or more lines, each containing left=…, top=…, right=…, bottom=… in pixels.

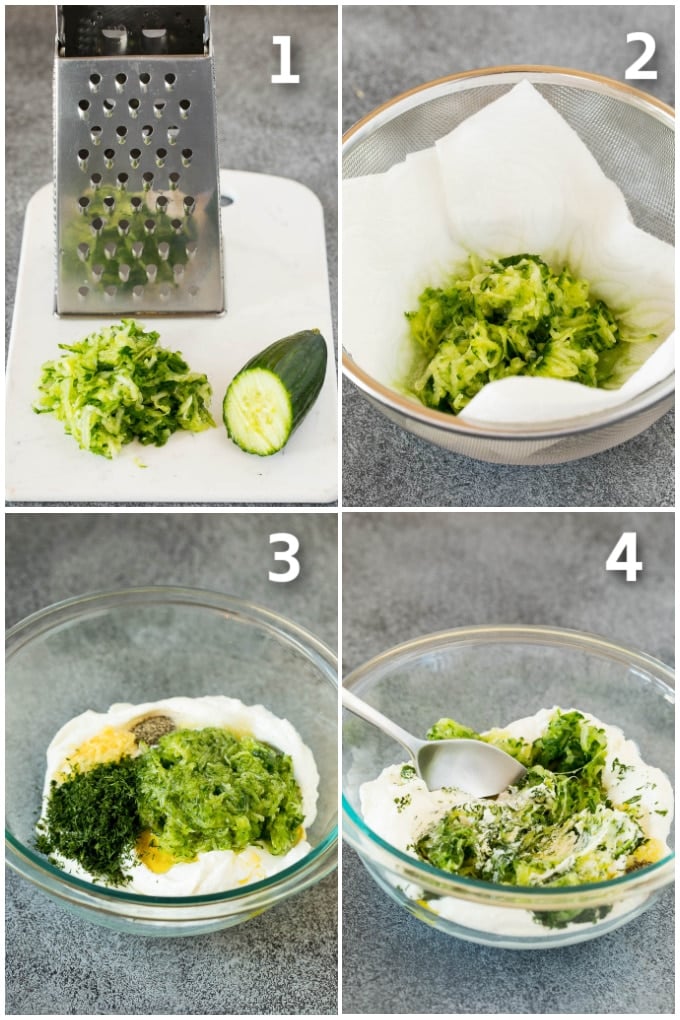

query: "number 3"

left=269, top=533, right=300, bottom=582
left=625, top=32, right=658, bottom=80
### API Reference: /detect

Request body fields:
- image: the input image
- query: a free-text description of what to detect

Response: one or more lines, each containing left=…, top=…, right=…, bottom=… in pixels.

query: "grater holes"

left=104, top=242, right=117, bottom=260
left=116, top=125, right=128, bottom=143
left=78, top=286, right=90, bottom=299
left=77, top=196, right=90, bottom=214
left=142, top=171, right=154, bottom=191
left=90, top=125, right=103, bottom=145
left=77, top=243, right=90, bottom=261
left=153, top=101, right=166, bottom=119
left=103, top=99, right=116, bottom=116
left=119, top=264, right=131, bottom=283
left=173, top=263, right=184, bottom=281
left=181, top=148, right=192, bottom=167
left=129, top=148, right=142, bottom=168
left=104, top=148, right=115, bottom=169
left=164, top=73, right=176, bottom=90
left=130, top=197, right=143, bottom=213
left=142, top=125, right=154, bottom=144
left=118, top=219, right=131, bottom=236
left=128, top=98, right=140, bottom=118
left=91, top=263, right=104, bottom=281
left=188, top=285, right=200, bottom=298
left=171, top=218, right=182, bottom=233
left=78, top=149, right=89, bottom=170
left=133, top=285, right=144, bottom=299
left=78, top=99, right=90, bottom=119
left=179, top=99, right=191, bottom=119
left=90, top=172, right=102, bottom=188
left=183, top=196, right=196, bottom=216
left=103, top=195, right=116, bottom=213
left=186, top=240, right=198, bottom=259
left=144, top=218, right=156, bottom=235
left=167, top=126, right=180, bottom=145
left=146, top=264, right=158, bottom=282
left=116, top=172, right=129, bottom=189
left=89, top=73, right=102, bottom=93
left=168, top=172, right=180, bottom=190
left=155, top=147, right=168, bottom=167
left=159, top=283, right=172, bottom=300
left=115, top=72, right=127, bottom=92
left=104, top=285, right=118, bottom=298
left=139, top=72, right=151, bottom=90
left=158, top=241, right=170, bottom=261
left=131, top=241, right=144, bottom=259
left=156, top=195, right=169, bottom=214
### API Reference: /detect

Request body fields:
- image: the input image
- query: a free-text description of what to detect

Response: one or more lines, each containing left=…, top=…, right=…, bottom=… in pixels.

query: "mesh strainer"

left=342, top=67, right=674, bottom=467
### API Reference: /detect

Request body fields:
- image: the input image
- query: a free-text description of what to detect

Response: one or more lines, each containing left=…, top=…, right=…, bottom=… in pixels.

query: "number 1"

left=272, top=36, right=300, bottom=85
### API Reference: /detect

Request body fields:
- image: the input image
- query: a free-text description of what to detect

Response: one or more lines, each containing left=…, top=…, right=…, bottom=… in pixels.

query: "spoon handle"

left=342, top=687, right=419, bottom=761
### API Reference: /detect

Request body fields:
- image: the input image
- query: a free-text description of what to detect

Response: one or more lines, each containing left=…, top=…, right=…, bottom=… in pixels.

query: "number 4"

left=606, top=532, right=642, bottom=582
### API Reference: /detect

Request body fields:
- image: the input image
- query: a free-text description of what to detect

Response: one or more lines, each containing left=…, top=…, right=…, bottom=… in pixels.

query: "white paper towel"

left=343, top=81, right=674, bottom=425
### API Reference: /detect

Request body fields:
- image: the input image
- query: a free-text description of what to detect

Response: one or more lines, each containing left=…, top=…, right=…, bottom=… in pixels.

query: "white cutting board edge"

left=6, top=169, right=338, bottom=503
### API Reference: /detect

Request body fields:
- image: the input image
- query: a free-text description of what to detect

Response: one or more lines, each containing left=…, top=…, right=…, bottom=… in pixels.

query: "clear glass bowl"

left=342, top=625, right=674, bottom=949
left=6, top=587, right=338, bottom=937
left=343, top=68, right=674, bottom=465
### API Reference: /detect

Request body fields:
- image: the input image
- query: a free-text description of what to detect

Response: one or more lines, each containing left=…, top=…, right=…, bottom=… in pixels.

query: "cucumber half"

left=224, top=329, right=328, bottom=456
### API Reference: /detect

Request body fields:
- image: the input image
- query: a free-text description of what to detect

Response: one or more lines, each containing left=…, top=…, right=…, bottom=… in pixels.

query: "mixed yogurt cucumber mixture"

left=361, top=707, right=672, bottom=930
left=36, top=696, right=319, bottom=894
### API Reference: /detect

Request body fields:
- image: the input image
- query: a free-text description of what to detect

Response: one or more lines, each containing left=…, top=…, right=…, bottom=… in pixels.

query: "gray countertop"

left=342, top=510, right=674, bottom=1014
left=5, top=512, right=338, bottom=1016
left=5, top=5, right=337, bottom=507
left=342, top=5, right=675, bottom=508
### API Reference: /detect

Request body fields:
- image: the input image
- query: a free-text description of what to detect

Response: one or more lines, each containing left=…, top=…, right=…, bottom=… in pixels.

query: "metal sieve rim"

left=343, top=65, right=675, bottom=147
left=342, top=65, right=675, bottom=440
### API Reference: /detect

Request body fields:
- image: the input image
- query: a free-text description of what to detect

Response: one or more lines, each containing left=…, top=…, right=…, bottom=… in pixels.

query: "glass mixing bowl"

left=343, top=67, right=674, bottom=465
left=6, top=587, right=337, bottom=936
left=342, top=625, right=674, bottom=949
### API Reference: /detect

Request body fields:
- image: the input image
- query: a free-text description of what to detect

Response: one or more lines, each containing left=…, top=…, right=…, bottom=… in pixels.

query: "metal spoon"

left=343, top=687, right=527, bottom=797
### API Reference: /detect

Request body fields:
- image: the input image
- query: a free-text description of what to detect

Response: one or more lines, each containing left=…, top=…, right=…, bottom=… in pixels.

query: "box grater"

left=54, top=5, right=225, bottom=315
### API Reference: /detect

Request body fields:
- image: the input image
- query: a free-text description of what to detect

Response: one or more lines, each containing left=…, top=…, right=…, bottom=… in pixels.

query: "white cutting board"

left=6, top=170, right=337, bottom=503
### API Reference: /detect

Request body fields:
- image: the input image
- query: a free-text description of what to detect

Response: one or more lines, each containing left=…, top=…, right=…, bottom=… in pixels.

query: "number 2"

left=269, top=533, right=300, bottom=582
left=606, top=532, right=642, bottom=582
left=625, top=32, right=658, bottom=80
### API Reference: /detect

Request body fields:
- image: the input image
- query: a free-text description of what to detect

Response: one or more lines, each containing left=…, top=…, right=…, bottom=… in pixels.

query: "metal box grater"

left=54, top=5, right=225, bottom=315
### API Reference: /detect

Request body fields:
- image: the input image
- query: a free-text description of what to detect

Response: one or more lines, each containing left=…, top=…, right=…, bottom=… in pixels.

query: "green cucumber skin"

left=224, top=329, right=327, bottom=453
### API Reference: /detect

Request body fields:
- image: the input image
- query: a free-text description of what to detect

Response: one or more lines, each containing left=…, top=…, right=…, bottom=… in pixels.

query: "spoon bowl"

left=342, top=687, right=526, bottom=797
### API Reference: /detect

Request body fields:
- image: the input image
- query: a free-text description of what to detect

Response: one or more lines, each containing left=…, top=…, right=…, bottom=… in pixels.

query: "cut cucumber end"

left=224, top=368, right=294, bottom=456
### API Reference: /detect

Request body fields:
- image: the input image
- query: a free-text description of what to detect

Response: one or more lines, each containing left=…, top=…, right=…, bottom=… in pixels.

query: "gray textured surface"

left=5, top=512, right=338, bottom=1016
left=342, top=5, right=675, bottom=508
left=342, top=511, right=674, bottom=1014
left=5, top=5, right=337, bottom=507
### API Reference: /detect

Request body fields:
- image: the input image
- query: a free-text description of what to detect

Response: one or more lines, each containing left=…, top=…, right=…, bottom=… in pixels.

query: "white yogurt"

left=42, top=695, right=319, bottom=895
